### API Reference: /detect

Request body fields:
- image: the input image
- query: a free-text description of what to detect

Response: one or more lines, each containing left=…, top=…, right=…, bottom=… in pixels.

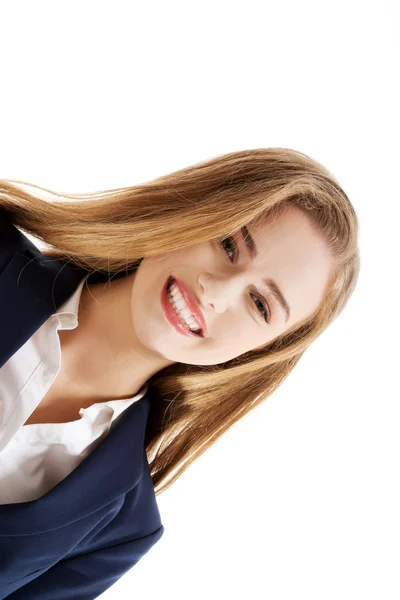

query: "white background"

left=0, top=1, right=399, bottom=599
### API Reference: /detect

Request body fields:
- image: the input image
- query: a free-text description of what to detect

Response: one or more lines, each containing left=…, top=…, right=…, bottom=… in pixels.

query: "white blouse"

left=0, top=275, right=148, bottom=505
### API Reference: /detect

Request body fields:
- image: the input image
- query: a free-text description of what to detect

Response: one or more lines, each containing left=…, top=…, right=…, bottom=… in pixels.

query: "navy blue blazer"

left=0, top=213, right=164, bottom=599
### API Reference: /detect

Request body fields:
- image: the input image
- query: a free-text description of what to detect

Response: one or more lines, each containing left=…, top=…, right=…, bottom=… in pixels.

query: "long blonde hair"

left=0, top=148, right=360, bottom=496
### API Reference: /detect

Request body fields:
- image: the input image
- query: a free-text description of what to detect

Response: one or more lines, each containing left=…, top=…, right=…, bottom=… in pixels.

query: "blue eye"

left=219, top=236, right=271, bottom=324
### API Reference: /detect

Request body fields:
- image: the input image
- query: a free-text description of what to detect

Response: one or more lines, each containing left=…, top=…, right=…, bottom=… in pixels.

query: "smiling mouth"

left=167, top=278, right=204, bottom=336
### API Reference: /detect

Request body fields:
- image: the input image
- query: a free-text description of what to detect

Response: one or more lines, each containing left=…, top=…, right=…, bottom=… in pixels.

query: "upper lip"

left=170, top=276, right=208, bottom=337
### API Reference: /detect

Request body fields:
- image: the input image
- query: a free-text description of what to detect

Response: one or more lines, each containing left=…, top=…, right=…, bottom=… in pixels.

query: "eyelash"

left=218, top=236, right=271, bottom=324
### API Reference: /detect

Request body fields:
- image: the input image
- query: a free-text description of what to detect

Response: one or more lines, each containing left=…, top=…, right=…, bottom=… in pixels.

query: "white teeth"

left=168, top=283, right=201, bottom=331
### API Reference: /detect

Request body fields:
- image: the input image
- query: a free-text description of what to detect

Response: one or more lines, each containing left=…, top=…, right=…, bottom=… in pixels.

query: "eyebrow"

left=240, top=226, right=291, bottom=324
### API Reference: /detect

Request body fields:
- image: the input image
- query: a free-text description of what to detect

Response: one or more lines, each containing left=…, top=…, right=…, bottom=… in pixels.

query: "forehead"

left=253, top=206, right=324, bottom=249
left=250, top=207, right=334, bottom=323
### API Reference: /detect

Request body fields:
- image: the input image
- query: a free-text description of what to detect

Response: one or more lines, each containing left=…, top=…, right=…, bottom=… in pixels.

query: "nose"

left=201, top=274, right=246, bottom=314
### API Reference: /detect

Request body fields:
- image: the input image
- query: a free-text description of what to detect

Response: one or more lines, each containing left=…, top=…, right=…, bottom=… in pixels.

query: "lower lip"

left=161, top=278, right=203, bottom=338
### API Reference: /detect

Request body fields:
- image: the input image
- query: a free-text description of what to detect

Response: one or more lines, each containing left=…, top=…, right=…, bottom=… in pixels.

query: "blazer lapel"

left=0, top=388, right=151, bottom=535
left=0, top=248, right=87, bottom=370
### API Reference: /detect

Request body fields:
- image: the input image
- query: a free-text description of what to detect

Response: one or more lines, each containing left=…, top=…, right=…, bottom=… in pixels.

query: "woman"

left=0, top=148, right=360, bottom=598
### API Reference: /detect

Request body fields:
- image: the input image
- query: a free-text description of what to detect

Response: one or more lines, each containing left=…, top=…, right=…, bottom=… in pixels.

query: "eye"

left=219, top=235, right=271, bottom=324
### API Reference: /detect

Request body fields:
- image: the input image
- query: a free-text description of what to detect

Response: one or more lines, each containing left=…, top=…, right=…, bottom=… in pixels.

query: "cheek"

left=216, top=326, right=248, bottom=349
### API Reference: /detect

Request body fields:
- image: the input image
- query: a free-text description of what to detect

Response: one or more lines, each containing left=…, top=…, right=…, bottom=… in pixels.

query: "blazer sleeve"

left=4, top=525, right=164, bottom=600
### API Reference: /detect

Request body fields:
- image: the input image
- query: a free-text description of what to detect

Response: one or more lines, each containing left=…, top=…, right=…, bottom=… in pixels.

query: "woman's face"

left=131, top=205, right=334, bottom=366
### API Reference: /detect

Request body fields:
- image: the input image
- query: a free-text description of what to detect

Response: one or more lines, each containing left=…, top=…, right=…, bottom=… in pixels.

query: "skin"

left=57, top=205, right=334, bottom=401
